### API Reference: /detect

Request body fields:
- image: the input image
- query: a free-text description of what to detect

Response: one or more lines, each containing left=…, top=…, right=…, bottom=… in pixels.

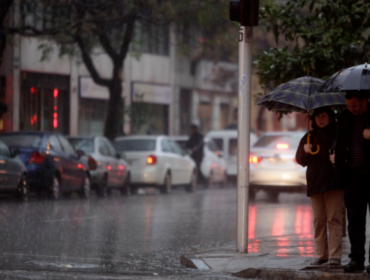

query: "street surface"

left=0, top=186, right=315, bottom=279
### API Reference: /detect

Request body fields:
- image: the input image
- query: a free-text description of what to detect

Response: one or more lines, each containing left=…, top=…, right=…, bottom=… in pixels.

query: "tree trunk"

left=104, top=76, right=123, bottom=140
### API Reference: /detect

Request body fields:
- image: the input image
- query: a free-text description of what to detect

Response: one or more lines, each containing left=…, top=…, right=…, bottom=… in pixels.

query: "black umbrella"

left=257, top=76, right=345, bottom=155
left=319, top=63, right=370, bottom=92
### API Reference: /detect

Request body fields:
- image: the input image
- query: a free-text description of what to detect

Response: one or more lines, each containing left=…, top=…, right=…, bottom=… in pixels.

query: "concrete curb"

left=181, top=254, right=370, bottom=280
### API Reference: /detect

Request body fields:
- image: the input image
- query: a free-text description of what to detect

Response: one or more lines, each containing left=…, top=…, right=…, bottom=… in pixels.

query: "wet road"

left=0, top=187, right=314, bottom=279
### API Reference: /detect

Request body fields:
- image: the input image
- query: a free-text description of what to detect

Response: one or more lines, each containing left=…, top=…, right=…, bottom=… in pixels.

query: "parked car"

left=67, top=136, right=130, bottom=197
left=113, top=135, right=197, bottom=194
left=170, top=136, right=227, bottom=187
left=206, top=129, right=258, bottom=179
left=0, top=139, right=29, bottom=202
left=0, top=132, right=91, bottom=200
left=249, top=131, right=307, bottom=201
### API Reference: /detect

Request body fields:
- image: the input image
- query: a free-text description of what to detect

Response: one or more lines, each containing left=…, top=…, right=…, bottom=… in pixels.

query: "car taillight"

left=29, top=152, right=46, bottom=164
left=276, top=143, right=289, bottom=149
left=249, top=156, right=261, bottom=164
left=88, top=156, right=97, bottom=170
left=147, top=155, right=157, bottom=165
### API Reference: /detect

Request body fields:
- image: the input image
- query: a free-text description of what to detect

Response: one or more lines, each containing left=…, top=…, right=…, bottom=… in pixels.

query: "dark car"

left=0, top=132, right=91, bottom=200
left=0, top=139, right=29, bottom=202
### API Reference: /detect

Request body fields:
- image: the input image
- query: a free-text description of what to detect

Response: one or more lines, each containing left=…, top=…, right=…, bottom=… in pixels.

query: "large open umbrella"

left=257, top=75, right=345, bottom=154
left=319, top=63, right=370, bottom=92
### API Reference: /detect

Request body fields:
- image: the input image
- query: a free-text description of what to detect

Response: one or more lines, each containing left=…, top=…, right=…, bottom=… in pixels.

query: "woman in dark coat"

left=296, top=107, right=343, bottom=266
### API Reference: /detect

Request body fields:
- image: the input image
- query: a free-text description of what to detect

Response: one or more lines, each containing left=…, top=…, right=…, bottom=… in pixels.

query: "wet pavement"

left=0, top=186, right=317, bottom=279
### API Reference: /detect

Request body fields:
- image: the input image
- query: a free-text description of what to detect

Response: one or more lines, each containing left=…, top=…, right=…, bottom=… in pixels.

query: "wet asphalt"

left=0, top=186, right=313, bottom=279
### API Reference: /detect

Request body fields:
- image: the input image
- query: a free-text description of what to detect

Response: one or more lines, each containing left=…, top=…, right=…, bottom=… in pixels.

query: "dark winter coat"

left=296, top=121, right=340, bottom=196
left=335, top=107, right=370, bottom=184
left=186, top=131, right=204, bottom=163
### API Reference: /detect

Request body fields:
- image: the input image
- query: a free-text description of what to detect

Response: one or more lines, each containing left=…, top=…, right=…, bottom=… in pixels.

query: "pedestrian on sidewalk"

left=330, top=90, right=370, bottom=273
left=296, top=106, right=344, bottom=267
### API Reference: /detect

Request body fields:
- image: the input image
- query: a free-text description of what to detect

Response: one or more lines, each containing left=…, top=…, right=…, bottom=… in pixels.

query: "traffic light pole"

left=237, top=25, right=253, bottom=253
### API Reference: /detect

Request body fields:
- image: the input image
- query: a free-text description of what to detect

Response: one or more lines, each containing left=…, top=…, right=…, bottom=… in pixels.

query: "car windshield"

left=114, top=139, right=156, bottom=152
left=0, top=134, right=42, bottom=148
left=253, top=134, right=302, bottom=149
left=68, top=138, right=94, bottom=153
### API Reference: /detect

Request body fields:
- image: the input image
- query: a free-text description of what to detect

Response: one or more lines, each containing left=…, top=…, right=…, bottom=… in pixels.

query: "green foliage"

left=256, top=0, right=370, bottom=91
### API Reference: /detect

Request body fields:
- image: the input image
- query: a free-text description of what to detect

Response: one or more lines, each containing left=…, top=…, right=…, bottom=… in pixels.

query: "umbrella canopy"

left=319, top=63, right=370, bottom=92
left=256, top=76, right=345, bottom=113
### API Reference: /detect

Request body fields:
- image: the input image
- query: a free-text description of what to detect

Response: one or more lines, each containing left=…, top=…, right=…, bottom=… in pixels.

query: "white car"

left=206, top=129, right=258, bottom=179
left=171, top=136, right=227, bottom=187
left=113, top=135, right=197, bottom=194
left=249, top=131, right=307, bottom=200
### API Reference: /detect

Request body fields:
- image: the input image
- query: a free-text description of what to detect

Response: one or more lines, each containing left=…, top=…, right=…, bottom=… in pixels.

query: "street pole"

left=236, top=25, right=253, bottom=253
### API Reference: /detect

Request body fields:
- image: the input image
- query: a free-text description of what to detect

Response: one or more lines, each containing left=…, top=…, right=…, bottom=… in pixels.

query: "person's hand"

left=303, top=144, right=312, bottom=153
left=330, top=153, right=335, bottom=164
left=363, top=129, right=370, bottom=140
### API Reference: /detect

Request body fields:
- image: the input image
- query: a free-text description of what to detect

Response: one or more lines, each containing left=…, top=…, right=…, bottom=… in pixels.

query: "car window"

left=102, top=138, right=117, bottom=157
left=48, top=135, right=63, bottom=152
left=114, top=139, right=156, bottom=152
left=0, top=141, right=11, bottom=157
left=0, top=134, right=42, bottom=148
left=206, top=140, right=219, bottom=152
left=174, top=140, right=187, bottom=150
left=58, top=135, right=76, bottom=155
left=211, top=138, right=223, bottom=151
left=68, top=138, right=94, bottom=153
left=254, top=135, right=302, bottom=149
left=161, top=139, right=172, bottom=153
left=99, top=139, right=110, bottom=156
left=229, top=138, right=237, bottom=156
left=168, top=140, right=183, bottom=156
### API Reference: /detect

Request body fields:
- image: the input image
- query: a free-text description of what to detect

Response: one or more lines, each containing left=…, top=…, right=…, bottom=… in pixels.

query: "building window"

left=131, top=22, right=170, bottom=56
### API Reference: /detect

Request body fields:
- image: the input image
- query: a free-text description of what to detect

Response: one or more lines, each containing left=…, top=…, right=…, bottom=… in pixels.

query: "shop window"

left=78, top=99, right=108, bottom=136
left=20, top=72, right=69, bottom=134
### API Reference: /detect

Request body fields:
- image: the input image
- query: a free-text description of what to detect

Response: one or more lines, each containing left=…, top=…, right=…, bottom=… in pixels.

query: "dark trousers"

left=344, top=173, right=370, bottom=264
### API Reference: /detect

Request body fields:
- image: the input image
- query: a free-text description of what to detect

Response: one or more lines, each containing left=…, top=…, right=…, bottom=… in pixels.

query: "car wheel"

left=185, top=171, right=197, bottom=193
left=219, top=171, right=228, bottom=188
left=107, top=188, right=112, bottom=197
left=120, top=173, right=130, bottom=197
left=249, top=188, right=256, bottom=201
left=130, top=186, right=138, bottom=195
left=98, top=174, right=108, bottom=198
left=49, top=175, right=60, bottom=200
left=267, top=190, right=279, bottom=201
left=78, top=175, right=91, bottom=199
left=17, top=174, right=29, bottom=202
left=207, top=171, right=215, bottom=189
left=160, top=172, right=171, bottom=194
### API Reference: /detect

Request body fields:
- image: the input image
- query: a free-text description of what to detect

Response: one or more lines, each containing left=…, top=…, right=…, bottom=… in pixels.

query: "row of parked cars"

left=0, top=128, right=307, bottom=202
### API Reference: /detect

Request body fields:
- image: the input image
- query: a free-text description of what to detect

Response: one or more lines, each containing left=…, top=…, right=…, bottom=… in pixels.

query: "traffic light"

left=229, top=0, right=259, bottom=26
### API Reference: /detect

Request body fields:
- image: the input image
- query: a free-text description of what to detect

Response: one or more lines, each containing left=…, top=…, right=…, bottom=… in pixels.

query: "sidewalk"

left=181, top=233, right=370, bottom=279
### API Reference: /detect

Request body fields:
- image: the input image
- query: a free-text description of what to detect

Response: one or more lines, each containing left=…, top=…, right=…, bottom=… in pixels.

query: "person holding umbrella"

left=296, top=107, right=344, bottom=266
left=320, top=63, right=370, bottom=272
left=329, top=90, right=370, bottom=272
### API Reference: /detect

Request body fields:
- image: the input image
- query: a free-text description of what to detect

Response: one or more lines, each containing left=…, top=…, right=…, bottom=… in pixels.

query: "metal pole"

left=237, top=25, right=253, bottom=253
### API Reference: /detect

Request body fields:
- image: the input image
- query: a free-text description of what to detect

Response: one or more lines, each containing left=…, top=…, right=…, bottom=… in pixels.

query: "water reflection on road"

left=0, top=188, right=315, bottom=279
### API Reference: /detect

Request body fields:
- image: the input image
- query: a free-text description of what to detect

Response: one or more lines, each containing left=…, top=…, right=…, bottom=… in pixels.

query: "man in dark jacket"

left=330, top=90, right=370, bottom=272
left=186, top=124, right=204, bottom=173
